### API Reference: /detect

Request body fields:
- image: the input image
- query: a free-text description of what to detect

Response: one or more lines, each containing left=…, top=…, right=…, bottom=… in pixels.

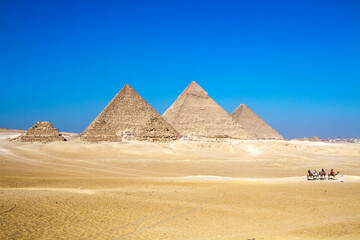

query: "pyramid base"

left=20, top=136, right=65, bottom=143
left=80, top=135, right=122, bottom=143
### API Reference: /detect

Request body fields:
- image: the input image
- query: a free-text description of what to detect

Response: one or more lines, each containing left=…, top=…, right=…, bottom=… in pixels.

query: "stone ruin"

left=20, top=121, right=65, bottom=143
left=81, top=84, right=180, bottom=142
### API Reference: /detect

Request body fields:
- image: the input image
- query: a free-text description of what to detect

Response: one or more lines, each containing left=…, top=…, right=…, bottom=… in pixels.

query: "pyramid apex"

left=182, top=81, right=208, bottom=97
left=239, top=104, right=250, bottom=109
left=120, top=84, right=137, bottom=93
left=188, top=81, right=200, bottom=88
left=233, top=104, right=248, bottom=113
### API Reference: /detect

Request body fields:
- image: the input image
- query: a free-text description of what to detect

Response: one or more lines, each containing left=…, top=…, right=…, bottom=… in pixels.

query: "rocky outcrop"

left=20, top=121, right=65, bottom=143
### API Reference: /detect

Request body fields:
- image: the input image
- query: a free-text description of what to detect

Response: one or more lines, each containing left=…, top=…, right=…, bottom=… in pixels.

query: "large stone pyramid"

left=230, top=104, right=283, bottom=140
left=162, top=81, right=253, bottom=139
left=20, top=121, right=65, bottom=143
left=81, top=84, right=179, bottom=142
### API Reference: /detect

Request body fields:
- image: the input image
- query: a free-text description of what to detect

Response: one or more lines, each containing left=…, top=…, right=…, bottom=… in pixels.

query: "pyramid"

left=162, top=82, right=253, bottom=139
left=230, top=104, right=283, bottom=140
left=310, top=136, right=321, bottom=142
left=81, top=84, right=179, bottom=142
left=20, top=121, right=65, bottom=143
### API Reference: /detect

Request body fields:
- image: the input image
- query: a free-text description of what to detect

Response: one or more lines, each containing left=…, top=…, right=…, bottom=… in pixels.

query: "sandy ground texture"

left=1, top=129, right=360, bottom=240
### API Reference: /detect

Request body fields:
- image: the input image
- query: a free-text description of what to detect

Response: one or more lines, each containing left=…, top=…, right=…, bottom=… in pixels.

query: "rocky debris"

left=59, top=132, right=80, bottom=141
left=81, top=84, right=180, bottom=142
left=231, top=104, right=283, bottom=140
left=162, top=81, right=253, bottom=139
left=0, top=129, right=25, bottom=141
left=20, top=121, right=65, bottom=143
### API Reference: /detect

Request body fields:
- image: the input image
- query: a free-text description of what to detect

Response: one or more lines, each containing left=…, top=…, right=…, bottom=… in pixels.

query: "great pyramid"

left=162, top=81, right=253, bottom=139
left=81, top=84, right=180, bottom=142
left=20, top=121, right=65, bottom=143
left=230, top=104, right=283, bottom=140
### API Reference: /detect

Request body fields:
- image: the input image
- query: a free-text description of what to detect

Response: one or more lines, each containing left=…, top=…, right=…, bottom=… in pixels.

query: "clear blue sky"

left=1, top=0, right=359, bottom=139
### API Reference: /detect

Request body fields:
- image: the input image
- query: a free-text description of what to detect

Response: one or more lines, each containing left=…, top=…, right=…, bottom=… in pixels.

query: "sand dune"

left=1, top=129, right=359, bottom=239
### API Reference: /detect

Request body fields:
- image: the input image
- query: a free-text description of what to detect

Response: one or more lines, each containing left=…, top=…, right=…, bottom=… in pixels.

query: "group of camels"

left=307, top=169, right=340, bottom=180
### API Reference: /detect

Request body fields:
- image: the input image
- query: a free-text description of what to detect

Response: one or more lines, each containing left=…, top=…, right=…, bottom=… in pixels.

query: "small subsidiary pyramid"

left=81, top=84, right=180, bottom=142
left=231, top=104, right=283, bottom=140
left=20, top=121, right=65, bottom=143
left=310, top=136, right=321, bottom=142
left=162, top=82, right=253, bottom=139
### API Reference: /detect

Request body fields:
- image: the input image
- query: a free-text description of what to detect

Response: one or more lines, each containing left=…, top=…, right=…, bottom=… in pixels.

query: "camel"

left=313, top=171, right=319, bottom=180
left=307, top=170, right=314, bottom=180
left=328, top=170, right=340, bottom=180
left=319, top=170, right=327, bottom=180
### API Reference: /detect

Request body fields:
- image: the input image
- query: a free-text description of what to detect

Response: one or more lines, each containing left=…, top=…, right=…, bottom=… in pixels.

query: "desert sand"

left=1, top=129, right=359, bottom=239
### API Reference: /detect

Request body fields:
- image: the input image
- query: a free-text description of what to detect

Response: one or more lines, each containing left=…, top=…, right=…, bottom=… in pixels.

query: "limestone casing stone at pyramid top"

left=81, top=84, right=180, bottom=142
left=162, top=81, right=253, bottom=139
left=20, top=121, right=65, bottom=142
left=230, top=104, right=284, bottom=140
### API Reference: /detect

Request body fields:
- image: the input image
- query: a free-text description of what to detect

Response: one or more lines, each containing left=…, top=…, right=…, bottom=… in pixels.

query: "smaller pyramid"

left=20, top=121, right=65, bottom=143
left=162, top=82, right=253, bottom=139
left=310, top=136, right=321, bottom=142
left=231, top=104, right=283, bottom=140
left=81, top=84, right=179, bottom=142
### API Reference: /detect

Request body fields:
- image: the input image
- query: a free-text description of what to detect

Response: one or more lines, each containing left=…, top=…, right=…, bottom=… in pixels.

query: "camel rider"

left=314, top=169, right=317, bottom=175
left=321, top=168, right=325, bottom=174
left=330, top=169, right=335, bottom=176
left=308, top=170, right=313, bottom=176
